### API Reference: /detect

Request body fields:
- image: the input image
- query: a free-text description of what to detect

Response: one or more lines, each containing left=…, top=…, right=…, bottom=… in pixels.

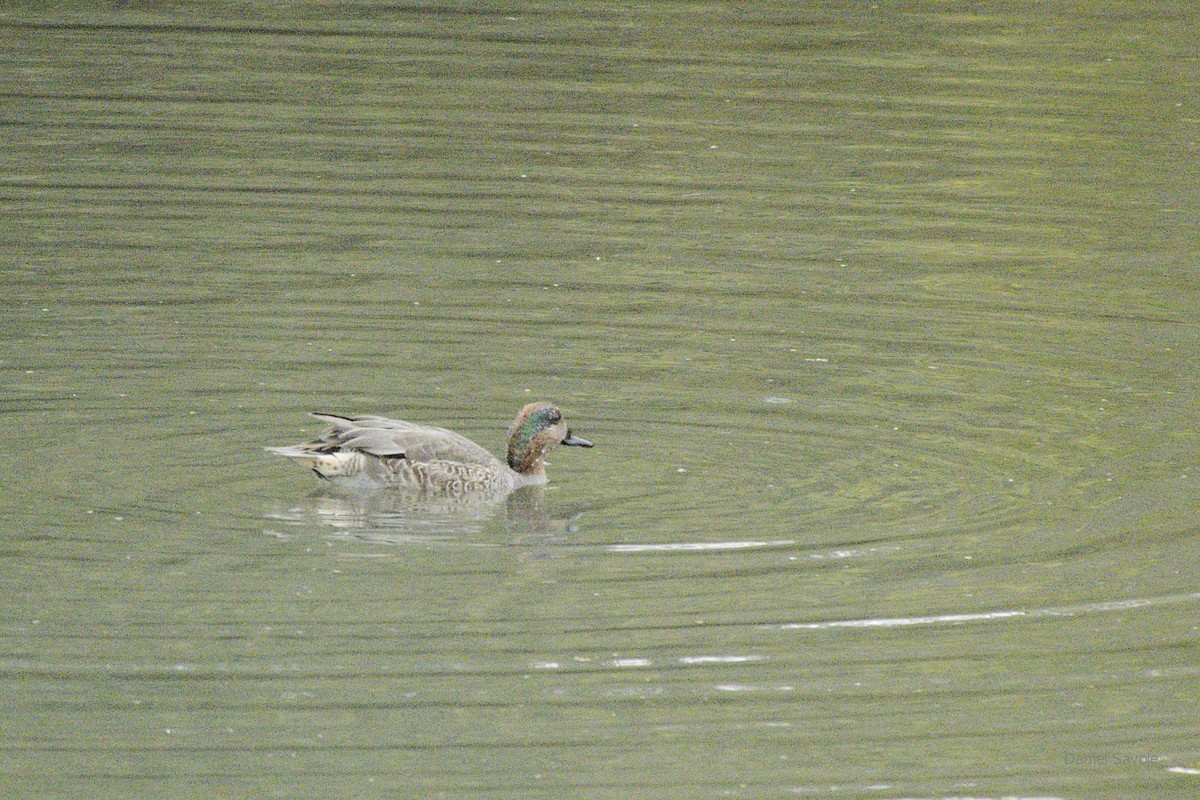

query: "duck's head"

left=506, top=401, right=593, bottom=477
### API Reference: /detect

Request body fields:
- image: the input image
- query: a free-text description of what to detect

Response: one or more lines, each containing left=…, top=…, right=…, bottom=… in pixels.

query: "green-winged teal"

left=266, top=401, right=592, bottom=494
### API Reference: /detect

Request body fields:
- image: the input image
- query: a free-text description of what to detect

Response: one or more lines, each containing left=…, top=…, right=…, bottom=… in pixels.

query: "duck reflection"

left=264, top=482, right=580, bottom=547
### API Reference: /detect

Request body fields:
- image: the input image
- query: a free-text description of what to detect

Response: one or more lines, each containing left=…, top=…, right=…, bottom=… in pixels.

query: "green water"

left=2, top=3, right=1198, bottom=798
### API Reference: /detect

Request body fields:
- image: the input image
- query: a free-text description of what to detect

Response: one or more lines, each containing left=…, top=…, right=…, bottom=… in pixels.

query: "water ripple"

left=768, top=592, right=1200, bottom=630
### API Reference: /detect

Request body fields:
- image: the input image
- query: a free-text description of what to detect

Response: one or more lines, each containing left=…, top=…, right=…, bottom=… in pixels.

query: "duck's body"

left=266, top=401, right=592, bottom=495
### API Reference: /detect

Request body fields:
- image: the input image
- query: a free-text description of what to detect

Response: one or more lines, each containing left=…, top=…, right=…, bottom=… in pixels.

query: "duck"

left=266, top=401, right=593, bottom=495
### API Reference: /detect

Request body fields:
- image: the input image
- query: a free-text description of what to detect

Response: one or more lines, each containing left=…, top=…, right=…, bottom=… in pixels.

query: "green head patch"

left=507, top=405, right=561, bottom=467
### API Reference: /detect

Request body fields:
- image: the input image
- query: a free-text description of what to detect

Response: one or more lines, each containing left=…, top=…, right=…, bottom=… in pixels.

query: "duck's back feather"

left=307, top=413, right=501, bottom=468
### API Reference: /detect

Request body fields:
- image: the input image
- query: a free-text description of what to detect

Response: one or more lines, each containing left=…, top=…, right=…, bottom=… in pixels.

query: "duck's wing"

left=306, top=413, right=502, bottom=467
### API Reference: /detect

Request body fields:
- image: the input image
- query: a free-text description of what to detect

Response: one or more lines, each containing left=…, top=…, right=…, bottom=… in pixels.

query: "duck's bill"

left=562, top=431, right=594, bottom=447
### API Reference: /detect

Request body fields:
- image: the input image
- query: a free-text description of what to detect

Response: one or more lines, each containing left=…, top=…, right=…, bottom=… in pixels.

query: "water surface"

left=2, top=3, right=1199, bottom=799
